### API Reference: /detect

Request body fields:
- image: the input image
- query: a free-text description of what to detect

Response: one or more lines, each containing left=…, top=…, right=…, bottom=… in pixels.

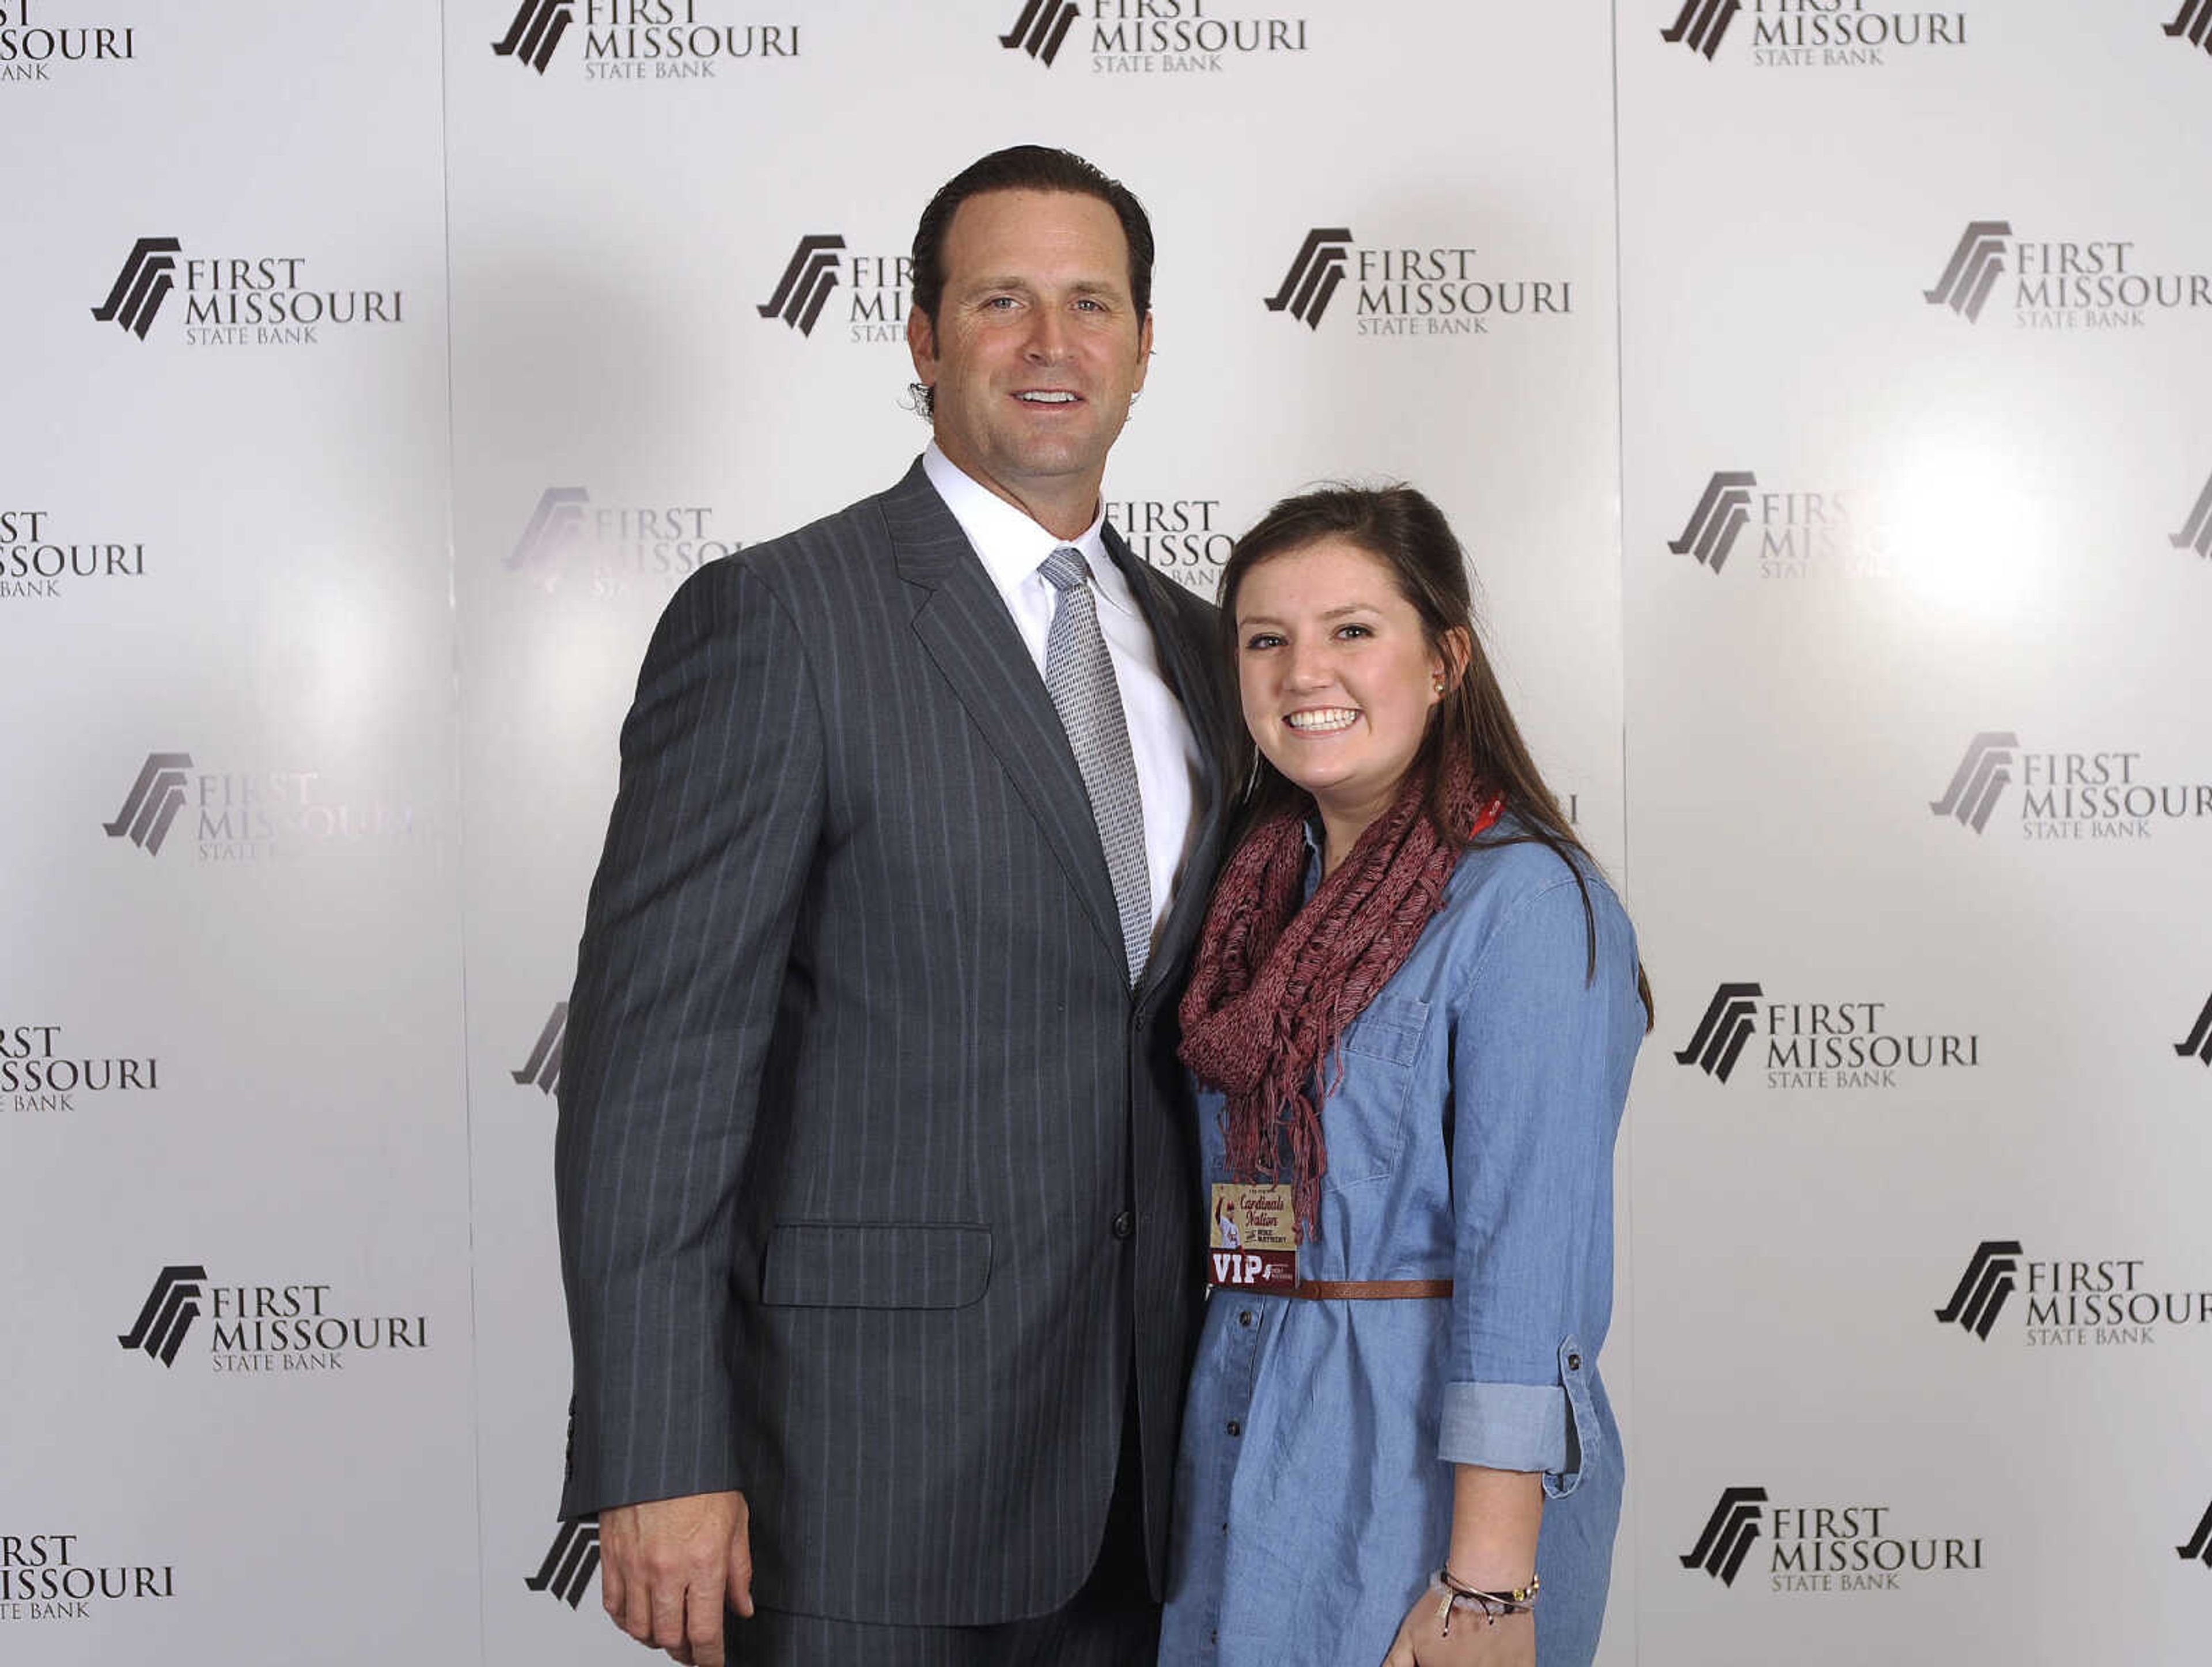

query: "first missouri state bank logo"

left=1109, top=490, right=1236, bottom=597
left=1669, top=471, right=1893, bottom=579
left=753, top=233, right=910, bottom=343
left=102, top=752, right=422, bottom=861
left=1925, top=219, right=2212, bottom=329
left=1681, top=1487, right=1983, bottom=1593
left=1930, top=733, right=2212, bottom=840
left=116, top=1266, right=430, bottom=1375
left=1264, top=228, right=1571, bottom=338
left=90, top=237, right=404, bottom=346
left=1675, top=982, right=1979, bottom=1089
left=1662, top=1, right=1968, bottom=66
left=505, top=486, right=738, bottom=596
left=997, top=0, right=1309, bottom=73
left=1936, top=1240, right=2212, bottom=1347
left=491, top=1, right=799, bottom=79
left=527, top=1520, right=601, bottom=1607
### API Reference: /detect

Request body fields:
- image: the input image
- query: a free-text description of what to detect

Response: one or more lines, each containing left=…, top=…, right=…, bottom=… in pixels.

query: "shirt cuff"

left=1437, top=1380, right=1568, bottom=1473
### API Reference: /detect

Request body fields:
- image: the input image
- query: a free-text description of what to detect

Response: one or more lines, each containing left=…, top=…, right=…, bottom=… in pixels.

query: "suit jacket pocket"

left=759, top=1221, right=994, bottom=1310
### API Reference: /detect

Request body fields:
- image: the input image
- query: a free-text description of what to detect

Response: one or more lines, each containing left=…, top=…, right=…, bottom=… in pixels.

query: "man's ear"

left=906, top=306, right=938, bottom=384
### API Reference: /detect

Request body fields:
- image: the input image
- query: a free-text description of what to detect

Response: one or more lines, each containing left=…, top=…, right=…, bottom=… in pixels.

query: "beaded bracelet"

left=1430, top=1570, right=1539, bottom=1636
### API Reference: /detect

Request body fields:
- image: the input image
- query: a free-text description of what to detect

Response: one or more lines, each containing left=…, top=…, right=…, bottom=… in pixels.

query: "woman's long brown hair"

left=1217, top=483, right=1655, bottom=1029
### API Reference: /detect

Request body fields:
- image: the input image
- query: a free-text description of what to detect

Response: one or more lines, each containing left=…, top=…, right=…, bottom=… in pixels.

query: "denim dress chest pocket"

left=1320, top=992, right=1431, bottom=1189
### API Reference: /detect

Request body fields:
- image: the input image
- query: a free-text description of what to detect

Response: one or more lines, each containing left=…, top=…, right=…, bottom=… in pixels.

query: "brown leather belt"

left=1287, top=1279, right=1453, bottom=1300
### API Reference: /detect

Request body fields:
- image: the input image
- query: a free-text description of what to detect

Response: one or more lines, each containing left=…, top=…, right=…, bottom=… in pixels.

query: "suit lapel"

left=884, top=462, right=1125, bottom=969
left=1097, top=528, right=1236, bottom=1013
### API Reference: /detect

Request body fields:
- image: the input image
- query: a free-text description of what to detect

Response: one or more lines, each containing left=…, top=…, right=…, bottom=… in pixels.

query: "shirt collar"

left=922, top=443, right=1139, bottom=619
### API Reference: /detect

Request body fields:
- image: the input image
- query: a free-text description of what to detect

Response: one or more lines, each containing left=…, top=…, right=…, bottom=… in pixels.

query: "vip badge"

left=1207, top=1183, right=1296, bottom=1290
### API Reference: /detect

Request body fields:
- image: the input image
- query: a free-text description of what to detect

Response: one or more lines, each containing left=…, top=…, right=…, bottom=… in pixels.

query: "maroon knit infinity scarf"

left=1179, top=754, right=1502, bottom=1237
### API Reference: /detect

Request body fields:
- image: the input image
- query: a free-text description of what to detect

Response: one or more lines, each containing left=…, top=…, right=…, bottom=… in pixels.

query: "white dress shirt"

left=922, top=444, right=1203, bottom=948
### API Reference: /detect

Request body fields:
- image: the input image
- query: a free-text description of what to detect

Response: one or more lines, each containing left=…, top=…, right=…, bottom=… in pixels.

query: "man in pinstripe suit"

left=555, top=147, right=1234, bottom=1665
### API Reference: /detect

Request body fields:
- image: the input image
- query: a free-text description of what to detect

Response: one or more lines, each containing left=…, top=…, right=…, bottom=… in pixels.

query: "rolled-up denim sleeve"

left=1438, top=871, right=1635, bottom=1496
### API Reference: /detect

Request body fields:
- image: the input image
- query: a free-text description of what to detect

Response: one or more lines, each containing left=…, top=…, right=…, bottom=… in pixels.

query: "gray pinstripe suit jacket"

left=555, top=460, right=1235, bottom=1626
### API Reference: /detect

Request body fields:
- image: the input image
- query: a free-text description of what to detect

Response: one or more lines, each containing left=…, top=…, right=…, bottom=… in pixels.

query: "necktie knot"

left=1040, top=546, right=1090, bottom=594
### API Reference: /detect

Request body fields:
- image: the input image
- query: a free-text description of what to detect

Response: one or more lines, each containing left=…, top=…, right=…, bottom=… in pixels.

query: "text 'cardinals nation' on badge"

left=1207, top=1183, right=1296, bottom=1291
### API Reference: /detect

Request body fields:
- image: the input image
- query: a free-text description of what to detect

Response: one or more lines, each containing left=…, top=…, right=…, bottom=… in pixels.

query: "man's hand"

left=597, top=1490, right=753, bottom=1666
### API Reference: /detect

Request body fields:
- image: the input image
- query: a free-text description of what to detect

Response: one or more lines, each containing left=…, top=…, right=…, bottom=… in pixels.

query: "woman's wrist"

left=1446, top=1464, right=1543, bottom=1589
left=1442, top=1552, right=1537, bottom=1590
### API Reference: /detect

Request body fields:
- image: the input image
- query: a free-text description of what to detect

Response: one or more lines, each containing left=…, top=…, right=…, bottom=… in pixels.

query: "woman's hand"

left=1382, top=1464, right=1542, bottom=1664
left=1380, top=1583, right=1535, bottom=1667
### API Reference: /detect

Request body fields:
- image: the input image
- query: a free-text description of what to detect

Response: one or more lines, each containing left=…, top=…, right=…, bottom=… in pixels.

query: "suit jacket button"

left=1112, top=1211, right=1135, bottom=1240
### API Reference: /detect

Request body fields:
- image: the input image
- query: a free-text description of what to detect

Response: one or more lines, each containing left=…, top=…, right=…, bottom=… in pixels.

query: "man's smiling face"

left=907, top=188, right=1152, bottom=532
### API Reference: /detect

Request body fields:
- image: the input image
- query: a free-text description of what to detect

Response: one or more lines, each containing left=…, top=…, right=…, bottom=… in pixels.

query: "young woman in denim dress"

left=1161, top=486, right=1651, bottom=1667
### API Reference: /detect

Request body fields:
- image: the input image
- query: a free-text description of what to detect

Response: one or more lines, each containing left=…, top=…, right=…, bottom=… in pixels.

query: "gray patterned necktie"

left=1039, top=545, right=1152, bottom=984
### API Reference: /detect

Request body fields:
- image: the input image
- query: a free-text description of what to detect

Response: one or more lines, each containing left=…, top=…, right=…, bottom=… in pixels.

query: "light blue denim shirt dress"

left=1160, top=825, right=1643, bottom=1667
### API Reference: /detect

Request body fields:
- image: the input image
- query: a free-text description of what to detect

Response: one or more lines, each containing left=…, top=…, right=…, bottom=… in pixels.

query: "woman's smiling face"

left=1233, top=536, right=1449, bottom=840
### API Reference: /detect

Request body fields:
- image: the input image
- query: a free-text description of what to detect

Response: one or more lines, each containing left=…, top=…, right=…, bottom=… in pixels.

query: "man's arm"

left=554, top=558, right=825, bottom=1655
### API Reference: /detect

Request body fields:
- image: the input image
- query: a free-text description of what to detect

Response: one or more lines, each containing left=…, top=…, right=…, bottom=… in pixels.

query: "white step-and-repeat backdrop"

left=5, top=3, right=2206, bottom=1662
